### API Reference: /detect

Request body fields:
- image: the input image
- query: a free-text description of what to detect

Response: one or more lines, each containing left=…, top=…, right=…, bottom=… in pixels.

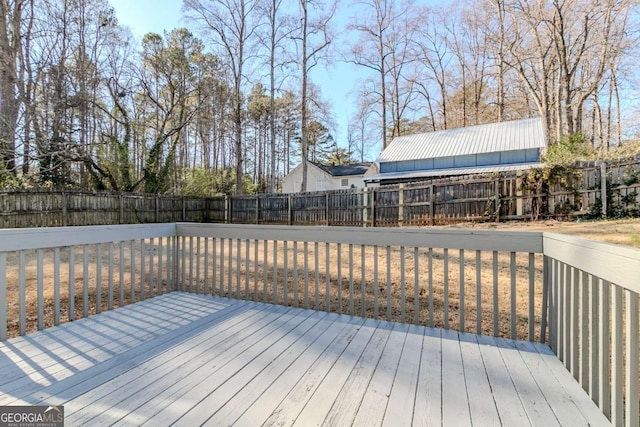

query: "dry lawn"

left=2, top=218, right=638, bottom=341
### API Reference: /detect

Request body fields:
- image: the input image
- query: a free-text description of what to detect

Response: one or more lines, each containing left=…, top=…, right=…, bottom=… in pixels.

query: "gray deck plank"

left=21, top=300, right=254, bottom=409
left=175, top=310, right=329, bottom=426
left=292, top=318, right=379, bottom=426
left=321, top=321, right=393, bottom=427
left=232, top=313, right=354, bottom=427
left=64, top=301, right=271, bottom=426
left=382, top=324, right=424, bottom=426
left=0, top=292, right=611, bottom=427
left=458, top=333, right=501, bottom=426
left=532, top=341, right=611, bottom=426
left=0, top=293, right=219, bottom=394
left=513, top=340, right=591, bottom=427
left=441, top=329, right=472, bottom=427
left=494, top=337, right=561, bottom=426
left=351, top=322, right=408, bottom=427
left=260, top=316, right=367, bottom=427
left=208, top=312, right=343, bottom=426
left=476, top=334, right=531, bottom=426
left=113, top=305, right=300, bottom=426
left=413, top=327, right=442, bottom=426
left=0, top=295, right=245, bottom=406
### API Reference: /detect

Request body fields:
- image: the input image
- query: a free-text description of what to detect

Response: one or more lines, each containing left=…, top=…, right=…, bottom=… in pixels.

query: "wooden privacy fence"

left=1, top=157, right=639, bottom=228
left=0, top=191, right=219, bottom=228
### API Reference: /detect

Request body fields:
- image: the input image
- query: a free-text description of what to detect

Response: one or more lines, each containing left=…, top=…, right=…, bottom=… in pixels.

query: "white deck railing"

left=544, top=233, right=640, bottom=427
left=0, top=222, right=638, bottom=426
left=0, top=224, right=177, bottom=339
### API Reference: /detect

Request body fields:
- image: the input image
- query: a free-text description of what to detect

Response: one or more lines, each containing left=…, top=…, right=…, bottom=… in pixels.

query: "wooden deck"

left=0, top=292, right=609, bottom=426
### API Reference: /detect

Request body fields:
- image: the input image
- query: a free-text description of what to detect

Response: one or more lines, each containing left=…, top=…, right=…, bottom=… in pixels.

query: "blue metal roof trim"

left=364, top=162, right=545, bottom=182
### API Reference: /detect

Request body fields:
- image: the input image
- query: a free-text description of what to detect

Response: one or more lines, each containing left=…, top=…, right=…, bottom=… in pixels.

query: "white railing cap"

left=0, top=223, right=176, bottom=251
left=543, top=232, right=640, bottom=293
left=176, top=223, right=544, bottom=253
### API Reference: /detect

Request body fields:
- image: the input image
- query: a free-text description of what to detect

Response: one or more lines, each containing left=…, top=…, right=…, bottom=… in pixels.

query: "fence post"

left=516, top=170, right=523, bottom=217
left=224, top=195, right=230, bottom=223
left=494, top=178, right=501, bottom=222
left=599, top=161, right=607, bottom=218
left=362, top=188, right=368, bottom=228
left=61, top=192, right=68, bottom=226
left=371, top=188, right=376, bottom=227
left=288, top=194, right=293, bottom=225
left=326, top=193, right=330, bottom=226
left=429, top=184, right=435, bottom=226
left=398, top=184, right=404, bottom=227
left=255, top=196, right=260, bottom=224
left=155, top=196, right=159, bottom=223
left=119, top=194, right=124, bottom=224
left=182, top=197, right=186, bottom=221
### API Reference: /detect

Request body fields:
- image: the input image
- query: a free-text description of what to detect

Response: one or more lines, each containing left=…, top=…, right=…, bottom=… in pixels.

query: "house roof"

left=312, top=162, right=373, bottom=177
left=364, top=162, right=544, bottom=183
left=376, top=117, right=546, bottom=163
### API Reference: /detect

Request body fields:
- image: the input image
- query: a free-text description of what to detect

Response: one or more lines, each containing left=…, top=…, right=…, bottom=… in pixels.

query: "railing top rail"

left=0, top=223, right=176, bottom=251
left=543, top=232, right=640, bottom=293
left=176, top=223, right=544, bottom=253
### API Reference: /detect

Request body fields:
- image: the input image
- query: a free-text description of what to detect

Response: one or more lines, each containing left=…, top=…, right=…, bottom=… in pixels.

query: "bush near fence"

left=1, top=157, right=639, bottom=228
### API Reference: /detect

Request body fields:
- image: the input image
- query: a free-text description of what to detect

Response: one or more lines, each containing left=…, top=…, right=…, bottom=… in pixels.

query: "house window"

left=341, top=178, right=349, bottom=187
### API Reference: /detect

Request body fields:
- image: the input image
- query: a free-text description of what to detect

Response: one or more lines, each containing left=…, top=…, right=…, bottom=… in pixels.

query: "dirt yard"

left=440, top=217, right=640, bottom=248
left=2, top=218, right=638, bottom=341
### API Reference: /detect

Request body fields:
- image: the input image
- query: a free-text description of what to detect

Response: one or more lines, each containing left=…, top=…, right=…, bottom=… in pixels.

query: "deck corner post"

left=541, top=254, right=550, bottom=344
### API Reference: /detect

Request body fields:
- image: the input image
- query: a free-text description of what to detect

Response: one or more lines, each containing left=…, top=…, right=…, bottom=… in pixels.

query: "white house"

left=282, top=162, right=378, bottom=194
left=364, top=117, right=546, bottom=185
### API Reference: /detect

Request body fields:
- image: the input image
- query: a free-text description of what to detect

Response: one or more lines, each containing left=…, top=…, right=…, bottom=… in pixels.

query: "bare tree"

left=297, top=0, right=335, bottom=192
left=348, top=0, right=406, bottom=149
left=184, top=0, right=261, bottom=194
left=0, top=0, right=27, bottom=174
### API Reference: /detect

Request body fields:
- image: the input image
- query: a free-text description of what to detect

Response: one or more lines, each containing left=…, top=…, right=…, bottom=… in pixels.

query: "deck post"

left=541, top=255, right=549, bottom=343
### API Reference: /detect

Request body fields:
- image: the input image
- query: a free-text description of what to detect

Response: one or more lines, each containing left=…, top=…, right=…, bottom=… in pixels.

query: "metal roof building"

left=365, top=117, right=546, bottom=184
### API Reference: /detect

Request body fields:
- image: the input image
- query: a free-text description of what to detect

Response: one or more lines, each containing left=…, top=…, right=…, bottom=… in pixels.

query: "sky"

left=109, top=0, right=371, bottom=158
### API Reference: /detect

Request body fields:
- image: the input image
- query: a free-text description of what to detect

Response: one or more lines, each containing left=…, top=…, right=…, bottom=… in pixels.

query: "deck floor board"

left=0, top=292, right=611, bottom=426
